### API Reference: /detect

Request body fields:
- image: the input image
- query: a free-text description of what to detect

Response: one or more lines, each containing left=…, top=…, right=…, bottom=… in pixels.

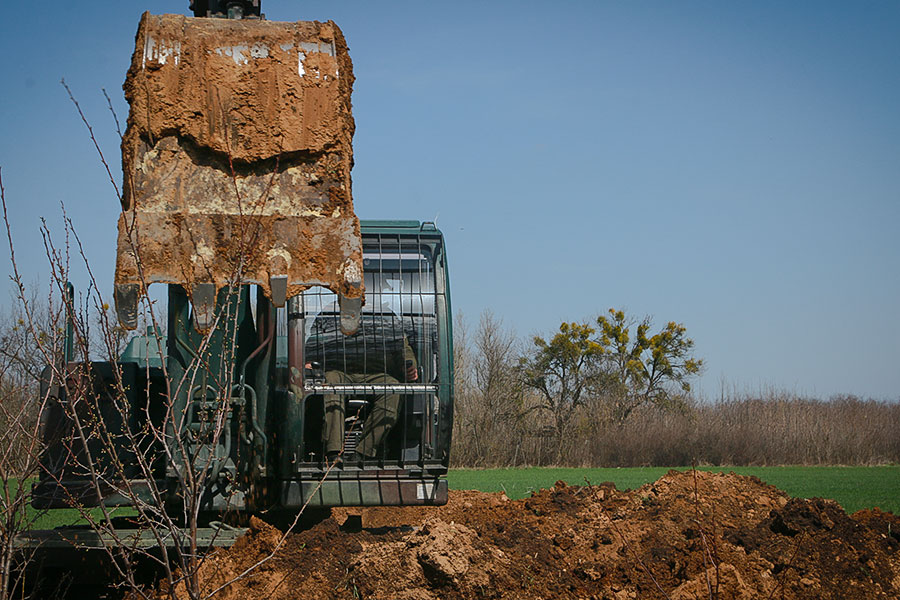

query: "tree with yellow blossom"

left=595, top=308, right=703, bottom=425
left=519, top=309, right=703, bottom=459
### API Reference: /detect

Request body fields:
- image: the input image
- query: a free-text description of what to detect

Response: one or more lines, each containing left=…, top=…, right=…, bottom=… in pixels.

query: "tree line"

left=451, top=310, right=900, bottom=468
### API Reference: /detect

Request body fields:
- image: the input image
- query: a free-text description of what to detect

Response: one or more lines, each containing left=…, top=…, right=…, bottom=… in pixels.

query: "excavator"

left=19, top=0, right=453, bottom=568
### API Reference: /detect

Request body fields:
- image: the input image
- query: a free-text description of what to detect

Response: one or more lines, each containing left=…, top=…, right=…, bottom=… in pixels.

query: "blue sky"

left=1, top=1, right=898, bottom=400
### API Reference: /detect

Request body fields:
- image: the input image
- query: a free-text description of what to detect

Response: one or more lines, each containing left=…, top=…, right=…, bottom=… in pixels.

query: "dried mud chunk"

left=350, top=539, right=429, bottom=600
left=351, top=518, right=512, bottom=599
left=123, top=13, right=355, bottom=163
left=414, top=522, right=481, bottom=588
left=670, top=563, right=756, bottom=600
left=764, top=497, right=842, bottom=538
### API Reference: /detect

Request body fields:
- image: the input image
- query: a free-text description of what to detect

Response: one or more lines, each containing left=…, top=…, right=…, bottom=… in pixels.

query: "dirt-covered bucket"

left=115, top=13, right=363, bottom=331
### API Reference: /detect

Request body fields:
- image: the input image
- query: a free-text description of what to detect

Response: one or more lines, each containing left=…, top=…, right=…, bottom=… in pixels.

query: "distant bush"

left=454, top=387, right=900, bottom=468
left=582, top=393, right=900, bottom=467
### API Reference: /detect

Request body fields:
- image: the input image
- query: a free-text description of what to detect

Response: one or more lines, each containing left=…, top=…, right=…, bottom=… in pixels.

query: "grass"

left=20, top=466, right=899, bottom=530
left=7, top=479, right=138, bottom=530
left=30, top=506, right=137, bottom=530
left=447, top=465, right=900, bottom=514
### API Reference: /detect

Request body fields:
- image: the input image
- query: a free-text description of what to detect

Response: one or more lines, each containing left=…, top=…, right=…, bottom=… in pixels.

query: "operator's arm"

left=403, top=336, right=418, bottom=381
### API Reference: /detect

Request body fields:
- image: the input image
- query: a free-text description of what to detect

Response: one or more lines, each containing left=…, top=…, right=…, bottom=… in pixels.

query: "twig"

left=61, top=80, right=121, bottom=201
left=102, top=88, right=123, bottom=140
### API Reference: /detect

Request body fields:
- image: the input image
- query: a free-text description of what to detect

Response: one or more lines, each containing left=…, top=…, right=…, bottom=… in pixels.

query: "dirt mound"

left=167, top=470, right=900, bottom=599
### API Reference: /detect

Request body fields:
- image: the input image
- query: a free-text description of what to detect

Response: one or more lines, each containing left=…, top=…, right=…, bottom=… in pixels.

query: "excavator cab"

left=277, top=221, right=453, bottom=507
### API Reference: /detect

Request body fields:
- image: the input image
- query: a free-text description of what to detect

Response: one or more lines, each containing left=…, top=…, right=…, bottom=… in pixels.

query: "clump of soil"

left=167, top=470, right=900, bottom=599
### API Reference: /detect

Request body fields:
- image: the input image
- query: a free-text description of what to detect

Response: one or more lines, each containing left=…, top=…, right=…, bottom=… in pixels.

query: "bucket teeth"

left=191, top=284, right=217, bottom=332
left=339, top=295, right=362, bottom=335
left=269, top=275, right=288, bottom=308
left=114, top=284, right=140, bottom=330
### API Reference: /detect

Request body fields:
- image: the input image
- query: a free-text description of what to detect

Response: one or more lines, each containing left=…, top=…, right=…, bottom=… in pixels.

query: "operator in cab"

left=305, top=277, right=418, bottom=464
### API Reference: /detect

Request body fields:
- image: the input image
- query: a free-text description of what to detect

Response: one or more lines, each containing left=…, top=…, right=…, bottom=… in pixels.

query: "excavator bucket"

left=114, top=12, right=363, bottom=332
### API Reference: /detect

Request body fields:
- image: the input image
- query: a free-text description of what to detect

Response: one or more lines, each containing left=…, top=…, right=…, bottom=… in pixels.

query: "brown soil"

left=123, top=13, right=354, bottom=166
left=163, top=470, right=900, bottom=599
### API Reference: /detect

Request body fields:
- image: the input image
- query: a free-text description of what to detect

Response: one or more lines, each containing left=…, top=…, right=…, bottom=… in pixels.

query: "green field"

left=30, top=506, right=138, bottom=530
left=447, top=466, right=900, bottom=514
left=22, top=466, right=899, bottom=529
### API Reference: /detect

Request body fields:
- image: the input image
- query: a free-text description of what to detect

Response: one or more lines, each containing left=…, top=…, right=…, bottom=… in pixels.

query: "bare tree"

left=453, top=311, right=524, bottom=467
left=0, top=350, right=52, bottom=600
left=0, top=172, right=64, bottom=599
left=451, top=312, right=475, bottom=463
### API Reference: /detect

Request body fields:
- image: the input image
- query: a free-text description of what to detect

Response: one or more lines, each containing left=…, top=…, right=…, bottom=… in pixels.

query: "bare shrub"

left=580, top=392, right=900, bottom=467
left=452, top=311, right=527, bottom=467
left=0, top=104, right=331, bottom=597
left=0, top=172, right=64, bottom=599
